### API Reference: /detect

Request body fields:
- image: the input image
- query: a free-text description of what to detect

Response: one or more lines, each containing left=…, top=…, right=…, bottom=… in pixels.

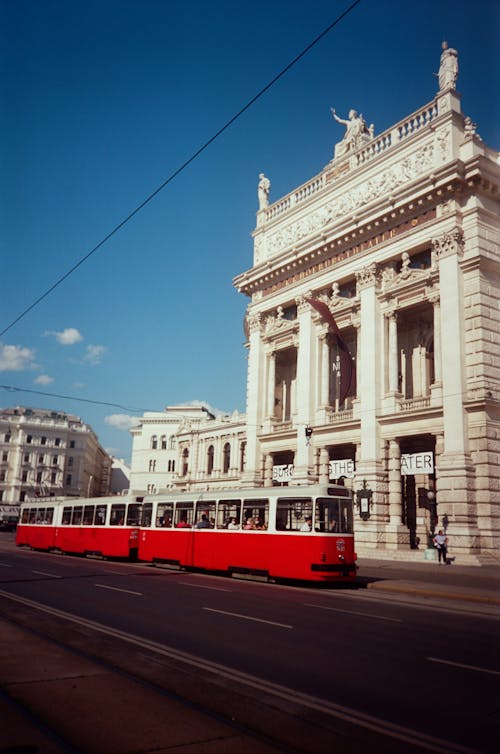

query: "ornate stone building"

left=233, top=48, right=500, bottom=559
left=0, top=406, right=112, bottom=504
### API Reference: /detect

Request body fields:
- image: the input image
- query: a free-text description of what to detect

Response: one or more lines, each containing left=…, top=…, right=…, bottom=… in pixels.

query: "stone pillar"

left=386, top=310, right=399, bottom=394
left=264, top=453, right=273, bottom=487
left=320, top=334, right=330, bottom=407
left=266, top=350, right=276, bottom=419
left=432, top=228, right=478, bottom=555
left=353, top=264, right=386, bottom=549
left=293, top=297, right=316, bottom=484
left=241, top=313, right=264, bottom=486
left=319, top=447, right=330, bottom=484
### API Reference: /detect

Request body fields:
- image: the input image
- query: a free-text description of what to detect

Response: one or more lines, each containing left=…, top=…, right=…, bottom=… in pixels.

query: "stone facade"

left=233, top=77, right=499, bottom=559
left=0, top=406, right=112, bottom=504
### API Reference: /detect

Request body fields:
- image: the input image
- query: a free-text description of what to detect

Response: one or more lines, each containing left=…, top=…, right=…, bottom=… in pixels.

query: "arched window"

left=240, top=441, right=246, bottom=472
left=182, top=448, right=189, bottom=477
left=161, top=435, right=167, bottom=449
left=207, top=445, right=214, bottom=476
left=169, top=436, right=177, bottom=449
left=168, top=460, right=176, bottom=472
left=223, top=442, right=231, bottom=474
left=151, top=435, right=158, bottom=450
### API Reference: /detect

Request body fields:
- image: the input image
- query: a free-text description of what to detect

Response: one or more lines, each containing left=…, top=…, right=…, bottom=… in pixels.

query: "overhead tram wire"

left=0, top=0, right=363, bottom=340
left=0, top=384, right=157, bottom=414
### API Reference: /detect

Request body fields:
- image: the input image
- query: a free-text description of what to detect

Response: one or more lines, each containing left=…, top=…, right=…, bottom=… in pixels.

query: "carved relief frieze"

left=263, top=306, right=297, bottom=337
left=247, top=312, right=262, bottom=335
left=263, top=144, right=436, bottom=259
left=436, top=127, right=451, bottom=163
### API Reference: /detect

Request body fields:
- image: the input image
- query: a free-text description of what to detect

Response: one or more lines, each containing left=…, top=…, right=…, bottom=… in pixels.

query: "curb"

left=365, top=581, right=500, bottom=606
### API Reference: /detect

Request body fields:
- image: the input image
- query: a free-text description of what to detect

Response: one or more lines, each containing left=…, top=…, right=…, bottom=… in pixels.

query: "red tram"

left=16, top=485, right=357, bottom=582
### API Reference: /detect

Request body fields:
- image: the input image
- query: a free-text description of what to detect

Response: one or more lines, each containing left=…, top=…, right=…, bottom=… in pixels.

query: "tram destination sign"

left=400, top=452, right=434, bottom=475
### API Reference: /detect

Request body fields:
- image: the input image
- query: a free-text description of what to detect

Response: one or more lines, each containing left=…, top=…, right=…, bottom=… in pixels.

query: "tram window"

left=174, top=502, right=193, bottom=528
left=276, top=498, right=313, bottom=531
left=127, top=504, right=142, bottom=526
left=21, top=508, right=30, bottom=524
left=155, top=502, right=173, bottom=528
left=95, top=505, right=107, bottom=525
left=141, top=503, right=153, bottom=527
left=72, top=506, right=83, bottom=526
left=243, top=498, right=269, bottom=530
left=110, top=503, right=126, bottom=526
left=315, top=498, right=353, bottom=533
left=61, top=507, right=72, bottom=525
left=83, top=505, right=95, bottom=525
left=216, top=499, right=241, bottom=529
left=46, top=507, right=54, bottom=525
left=29, top=508, right=37, bottom=524
left=194, top=501, right=215, bottom=529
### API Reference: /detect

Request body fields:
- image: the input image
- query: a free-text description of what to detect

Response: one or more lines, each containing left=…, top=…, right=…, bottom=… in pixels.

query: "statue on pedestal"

left=258, top=173, right=270, bottom=210
left=438, top=41, right=458, bottom=91
left=331, top=108, right=373, bottom=159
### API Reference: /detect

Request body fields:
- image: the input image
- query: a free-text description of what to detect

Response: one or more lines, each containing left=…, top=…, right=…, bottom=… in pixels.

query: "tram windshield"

left=315, top=497, right=353, bottom=534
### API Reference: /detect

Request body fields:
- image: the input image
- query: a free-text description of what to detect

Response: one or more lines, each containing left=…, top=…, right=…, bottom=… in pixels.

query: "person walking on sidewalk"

left=433, top=529, right=448, bottom=564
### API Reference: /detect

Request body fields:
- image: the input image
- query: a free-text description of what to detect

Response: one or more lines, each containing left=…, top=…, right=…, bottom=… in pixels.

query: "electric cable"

left=0, top=0, right=362, bottom=338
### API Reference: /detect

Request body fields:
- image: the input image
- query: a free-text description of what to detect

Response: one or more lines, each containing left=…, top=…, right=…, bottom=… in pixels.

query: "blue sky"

left=1, top=0, right=498, bottom=462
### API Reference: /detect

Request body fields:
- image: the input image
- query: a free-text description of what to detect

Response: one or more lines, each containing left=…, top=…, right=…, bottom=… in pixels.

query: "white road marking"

left=95, top=584, right=142, bottom=596
left=203, top=607, right=292, bottom=628
left=305, top=602, right=403, bottom=623
left=178, top=581, right=232, bottom=592
left=0, top=563, right=13, bottom=567
left=0, top=590, right=479, bottom=754
left=32, top=570, right=61, bottom=578
left=428, top=657, right=500, bottom=676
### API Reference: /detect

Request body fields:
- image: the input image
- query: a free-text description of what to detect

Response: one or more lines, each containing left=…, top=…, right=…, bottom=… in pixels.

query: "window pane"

left=72, top=506, right=83, bottom=525
left=21, top=508, right=30, bottom=524
left=194, top=501, right=215, bottom=529
left=242, top=499, right=269, bottom=530
left=141, top=503, right=153, bottom=527
left=276, top=498, right=313, bottom=531
left=155, top=503, right=173, bottom=527
left=46, top=507, right=54, bottom=525
left=83, top=505, right=95, bottom=525
left=174, top=502, right=193, bottom=527
left=315, top=498, right=352, bottom=533
left=110, top=504, right=126, bottom=526
left=95, top=505, right=107, bottom=525
left=126, top=504, right=142, bottom=526
left=62, top=507, right=72, bottom=525
left=216, top=499, right=242, bottom=529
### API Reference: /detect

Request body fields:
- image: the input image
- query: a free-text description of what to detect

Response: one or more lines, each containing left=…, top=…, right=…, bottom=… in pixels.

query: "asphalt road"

left=0, top=535, right=498, bottom=754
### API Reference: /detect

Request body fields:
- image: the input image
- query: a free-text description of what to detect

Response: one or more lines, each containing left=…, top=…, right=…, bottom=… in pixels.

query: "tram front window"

left=315, top=498, right=353, bottom=533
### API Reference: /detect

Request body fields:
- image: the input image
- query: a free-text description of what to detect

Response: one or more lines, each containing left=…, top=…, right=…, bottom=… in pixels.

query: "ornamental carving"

left=263, top=144, right=435, bottom=259
left=263, top=306, right=296, bottom=336
left=431, top=227, right=464, bottom=260
left=355, top=263, right=379, bottom=290
left=247, top=312, right=262, bottom=335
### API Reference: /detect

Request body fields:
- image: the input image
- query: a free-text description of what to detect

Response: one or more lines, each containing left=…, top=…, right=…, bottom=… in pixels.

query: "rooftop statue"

left=258, top=173, right=271, bottom=210
left=438, top=40, right=458, bottom=91
left=331, top=108, right=373, bottom=160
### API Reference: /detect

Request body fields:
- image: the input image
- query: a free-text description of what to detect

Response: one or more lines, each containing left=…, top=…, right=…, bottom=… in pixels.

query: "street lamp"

left=427, top=490, right=437, bottom=537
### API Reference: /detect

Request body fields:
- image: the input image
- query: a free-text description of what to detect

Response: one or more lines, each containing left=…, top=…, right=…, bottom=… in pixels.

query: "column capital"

left=431, top=226, right=464, bottom=261
left=355, top=263, right=380, bottom=291
left=247, top=312, right=262, bottom=335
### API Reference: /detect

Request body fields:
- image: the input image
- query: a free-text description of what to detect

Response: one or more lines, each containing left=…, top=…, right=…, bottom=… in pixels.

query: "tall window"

left=182, top=448, right=189, bottom=477
left=207, top=445, right=214, bottom=475
left=151, top=435, right=158, bottom=450
left=223, top=442, right=231, bottom=474
left=161, top=435, right=167, bottom=449
left=240, top=442, right=246, bottom=472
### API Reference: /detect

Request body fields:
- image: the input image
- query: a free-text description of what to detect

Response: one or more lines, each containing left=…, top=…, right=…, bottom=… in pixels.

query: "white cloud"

left=44, top=328, right=83, bottom=345
left=105, top=414, right=141, bottom=431
left=0, top=344, right=37, bottom=372
left=182, top=399, right=228, bottom=417
left=72, top=382, right=86, bottom=390
left=83, top=344, right=107, bottom=365
left=34, top=374, right=54, bottom=386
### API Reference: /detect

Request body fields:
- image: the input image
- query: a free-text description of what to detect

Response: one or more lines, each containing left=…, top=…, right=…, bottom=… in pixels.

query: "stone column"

left=432, top=228, right=477, bottom=555
left=318, top=447, right=330, bottom=484
left=320, top=334, right=330, bottom=407
left=264, top=453, right=273, bottom=487
left=293, top=297, right=316, bottom=484
left=386, top=310, right=399, bottom=394
left=266, top=350, right=276, bottom=419
left=241, top=313, right=264, bottom=486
